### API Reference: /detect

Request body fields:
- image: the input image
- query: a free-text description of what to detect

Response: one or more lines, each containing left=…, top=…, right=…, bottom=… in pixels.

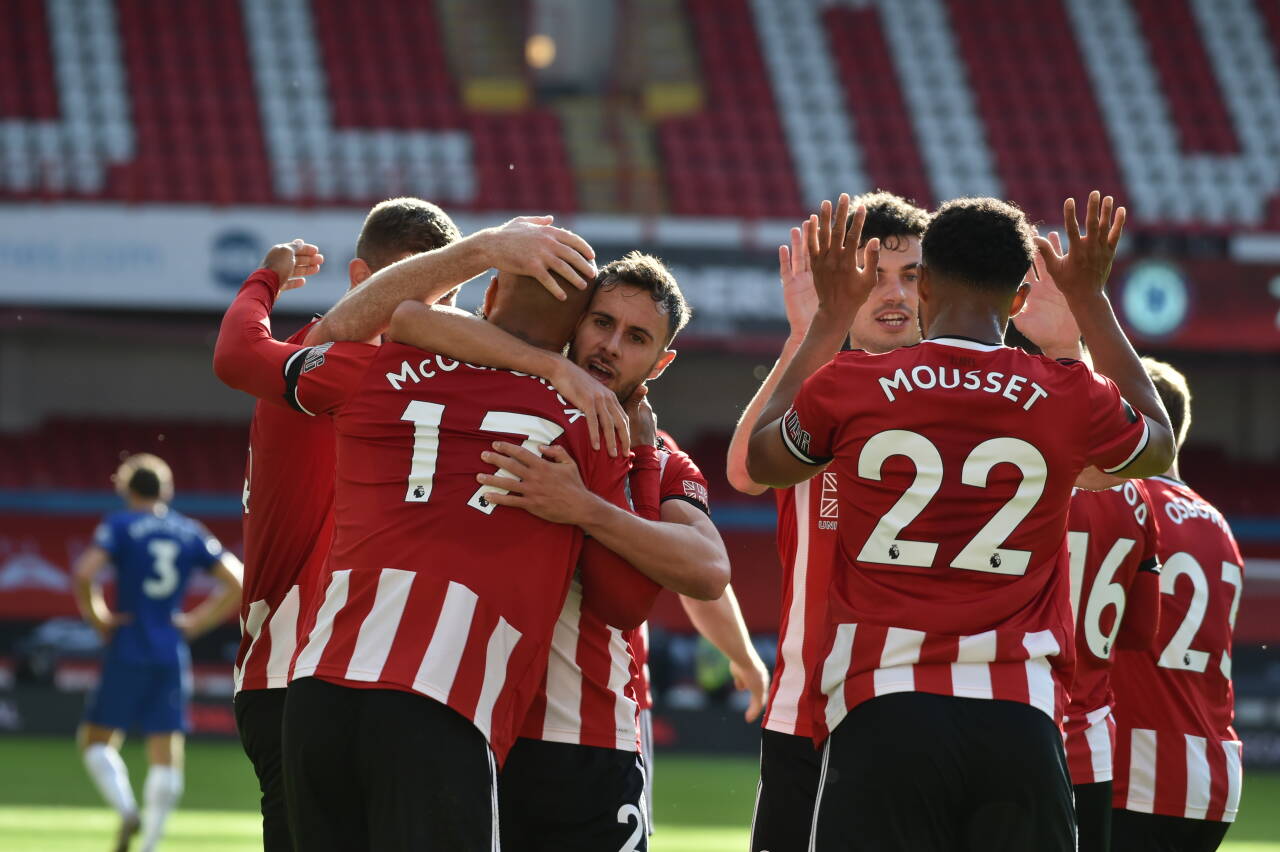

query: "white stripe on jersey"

left=1184, top=734, right=1212, bottom=820
left=413, top=581, right=479, bottom=698
left=473, top=616, right=522, bottom=743
left=607, top=624, right=637, bottom=751
left=543, top=586, right=585, bottom=742
left=821, top=623, right=856, bottom=733
left=1084, top=712, right=1114, bottom=782
left=264, top=585, right=301, bottom=688
left=873, top=627, right=924, bottom=696
left=767, top=478, right=811, bottom=736
left=345, top=569, right=415, bottom=681
left=951, top=631, right=996, bottom=699
left=1223, top=740, right=1243, bottom=822
left=235, top=599, right=271, bottom=692
left=1023, top=631, right=1061, bottom=719
left=293, top=570, right=351, bottom=678
left=1126, top=728, right=1159, bottom=812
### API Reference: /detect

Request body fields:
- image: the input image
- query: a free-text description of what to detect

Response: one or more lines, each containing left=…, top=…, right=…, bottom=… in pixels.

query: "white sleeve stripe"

left=1103, top=416, right=1151, bottom=474
left=779, top=416, right=825, bottom=466
left=282, top=348, right=317, bottom=417
left=283, top=347, right=308, bottom=374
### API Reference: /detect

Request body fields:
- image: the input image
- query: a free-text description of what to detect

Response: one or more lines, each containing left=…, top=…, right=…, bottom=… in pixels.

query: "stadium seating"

left=656, top=0, right=802, bottom=218
left=2, top=0, right=1275, bottom=224
left=0, top=418, right=247, bottom=493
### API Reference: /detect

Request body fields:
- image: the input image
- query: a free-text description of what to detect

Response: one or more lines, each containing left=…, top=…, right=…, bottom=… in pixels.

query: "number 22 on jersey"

left=857, top=429, right=1047, bottom=576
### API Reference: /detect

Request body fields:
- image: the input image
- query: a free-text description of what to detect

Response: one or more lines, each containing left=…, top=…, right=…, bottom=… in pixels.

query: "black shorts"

left=1111, top=808, right=1231, bottom=852
left=751, top=728, right=822, bottom=852
left=1075, top=781, right=1113, bottom=852
left=499, top=737, right=647, bottom=852
left=282, top=677, right=497, bottom=852
left=234, top=688, right=292, bottom=852
left=811, top=692, right=1075, bottom=852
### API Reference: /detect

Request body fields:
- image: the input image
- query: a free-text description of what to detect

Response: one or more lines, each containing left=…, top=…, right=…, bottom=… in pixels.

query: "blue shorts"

left=84, top=653, right=192, bottom=734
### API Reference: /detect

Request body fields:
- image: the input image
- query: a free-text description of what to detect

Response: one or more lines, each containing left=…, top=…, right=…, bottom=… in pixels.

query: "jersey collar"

left=921, top=335, right=1005, bottom=352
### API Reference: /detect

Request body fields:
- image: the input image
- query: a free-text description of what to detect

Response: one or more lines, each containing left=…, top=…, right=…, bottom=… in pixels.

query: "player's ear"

left=1010, top=280, right=1032, bottom=318
left=648, top=349, right=676, bottom=380
left=349, top=258, right=372, bottom=290
left=482, top=275, right=499, bottom=317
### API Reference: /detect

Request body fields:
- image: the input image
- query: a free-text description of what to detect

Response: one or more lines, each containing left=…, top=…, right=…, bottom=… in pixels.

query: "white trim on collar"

left=921, top=337, right=1005, bottom=353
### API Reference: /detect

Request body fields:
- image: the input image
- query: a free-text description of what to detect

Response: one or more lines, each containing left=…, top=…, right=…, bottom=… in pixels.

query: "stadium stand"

left=2, top=0, right=1276, bottom=224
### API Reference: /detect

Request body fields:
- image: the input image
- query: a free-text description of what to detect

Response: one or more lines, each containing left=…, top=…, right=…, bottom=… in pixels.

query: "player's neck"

left=126, top=497, right=165, bottom=514
left=923, top=308, right=1007, bottom=347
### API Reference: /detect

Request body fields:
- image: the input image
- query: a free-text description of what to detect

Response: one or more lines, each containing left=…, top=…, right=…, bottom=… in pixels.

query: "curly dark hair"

left=844, top=190, right=931, bottom=252
left=355, top=197, right=461, bottom=272
left=596, top=251, right=690, bottom=345
left=921, top=197, right=1037, bottom=293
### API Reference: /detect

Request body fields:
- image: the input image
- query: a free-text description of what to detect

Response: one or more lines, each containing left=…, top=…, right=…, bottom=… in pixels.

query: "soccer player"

left=211, top=199, right=611, bottom=852
left=1013, top=235, right=1165, bottom=852
left=387, top=253, right=744, bottom=850
left=1110, top=359, right=1245, bottom=852
left=724, top=191, right=928, bottom=851
left=747, top=191, right=1175, bottom=850
left=73, top=453, right=242, bottom=852
left=217, top=247, right=655, bottom=849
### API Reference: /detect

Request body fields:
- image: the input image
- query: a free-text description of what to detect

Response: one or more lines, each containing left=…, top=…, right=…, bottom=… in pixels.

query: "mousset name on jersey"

left=878, top=366, right=1049, bottom=411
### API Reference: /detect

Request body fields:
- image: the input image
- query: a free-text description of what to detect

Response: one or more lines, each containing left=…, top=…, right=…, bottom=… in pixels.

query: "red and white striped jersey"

left=524, top=443, right=710, bottom=750
left=212, top=284, right=337, bottom=695
left=1111, top=476, right=1245, bottom=822
left=763, top=473, right=838, bottom=738
left=628, top=623, right=652, bottom=712
left=781, top=339, right=1152, bottom=740
left=1062, top=481, right=1160, bottom=784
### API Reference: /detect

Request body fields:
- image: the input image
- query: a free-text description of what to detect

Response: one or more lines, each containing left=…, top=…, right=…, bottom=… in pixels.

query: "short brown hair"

left=595, top=252, right=690, bottom=345
left=845, top=190, right=930, bottom=252
left=1142, top=357, right=1192, bottom=448
left=113, top=453, right=173, bottom=501
left=355, top=197, right=461, bottom=272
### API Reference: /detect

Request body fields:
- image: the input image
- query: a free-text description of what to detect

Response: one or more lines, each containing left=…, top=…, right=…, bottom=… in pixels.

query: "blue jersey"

left=92, top=508, right=224, bottom=664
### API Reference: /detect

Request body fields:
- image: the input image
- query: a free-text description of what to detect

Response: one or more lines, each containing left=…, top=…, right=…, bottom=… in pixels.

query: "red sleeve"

left=212, top=270, right=303, bottom=404
left=578, top=449, right=661, bottom=630
left=282, top=340, right=379, bottom=417
left=780, top=360, right=843, bottom=465
left=659, top=448, right=710, bottom=516
left=630, top=445, right=662, bottom=521
left=1117, top=567, right=1161, bottom=651
left=1081, top=369, right=1151, bottom=474
left=1117, top=481, right=1161, bottom=650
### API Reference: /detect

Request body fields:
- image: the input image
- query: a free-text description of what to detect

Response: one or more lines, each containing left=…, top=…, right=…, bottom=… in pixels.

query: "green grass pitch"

left=0, top=737, right=1276, bottom=851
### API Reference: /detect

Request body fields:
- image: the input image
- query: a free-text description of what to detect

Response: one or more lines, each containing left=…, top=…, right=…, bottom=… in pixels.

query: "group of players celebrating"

left=71, top=185, right=1243, bottom=852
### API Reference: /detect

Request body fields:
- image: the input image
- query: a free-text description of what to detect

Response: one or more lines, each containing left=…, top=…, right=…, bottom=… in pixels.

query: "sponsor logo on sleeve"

left=302, top=342, right=334, bottom=374
left=783, top=408, right=812, bottom=456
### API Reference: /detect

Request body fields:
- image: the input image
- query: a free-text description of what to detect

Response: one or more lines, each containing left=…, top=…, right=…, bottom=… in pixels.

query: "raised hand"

left=807, top=194, right=880, bottom=328
left=260, top=239, right=324, bottom=292
left=624, top=384, right=658, bottom=449
left=1013, top=230, right=1083, bottom=358
left=485, top=216, right=598, bottom=300
left=548, top=355, right=630, bottom=456
left=1035, top=191, right=1125, bottom=306
left=780, top=225, right=818, bottom=339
